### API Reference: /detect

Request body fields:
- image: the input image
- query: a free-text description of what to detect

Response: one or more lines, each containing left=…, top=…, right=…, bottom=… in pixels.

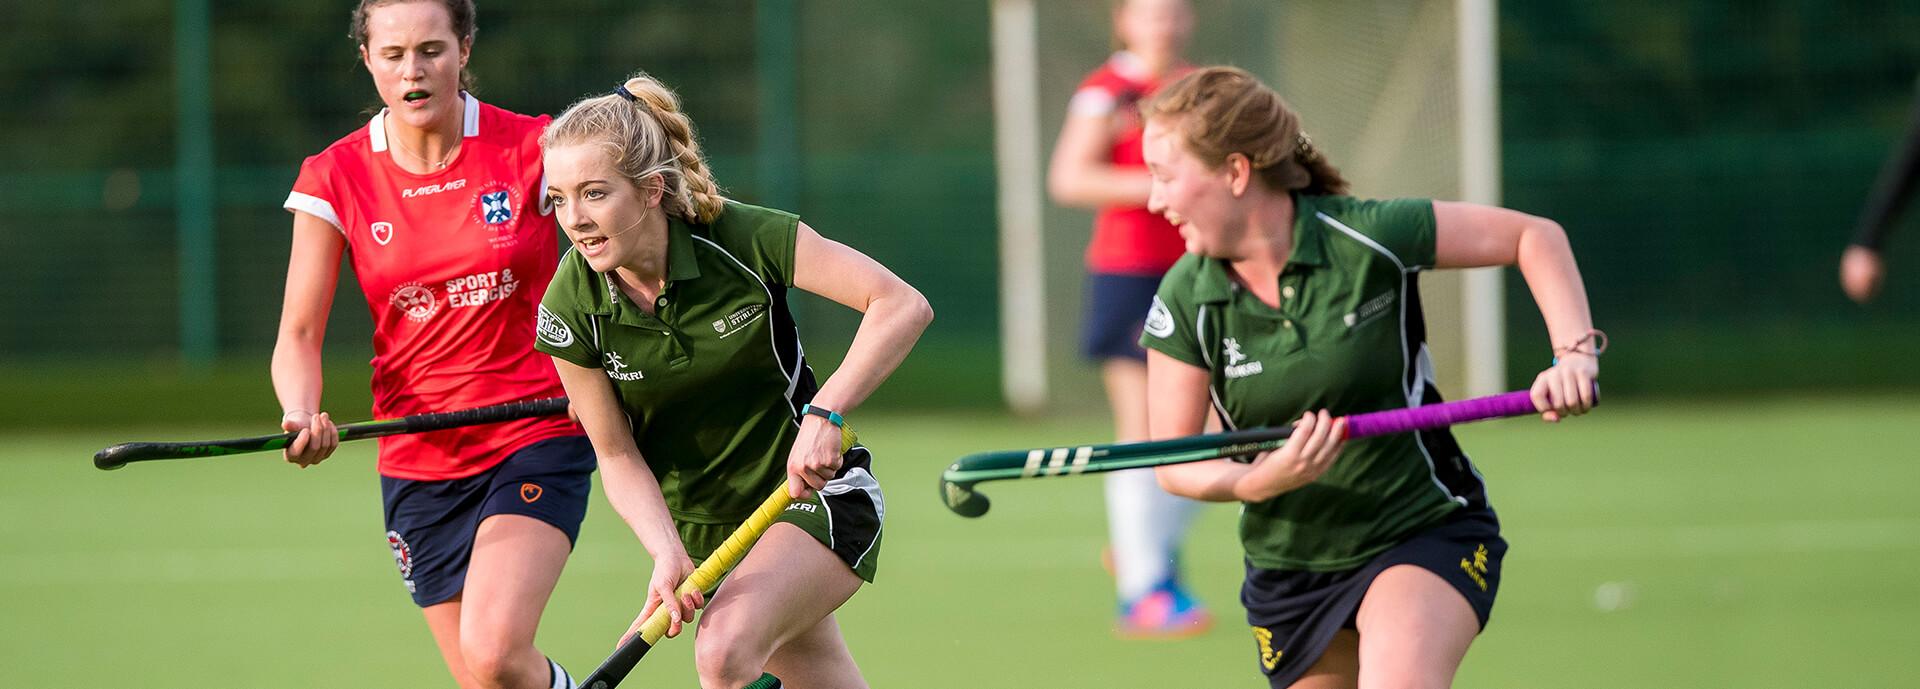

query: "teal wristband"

left=800, top=404, right=844, bottom=427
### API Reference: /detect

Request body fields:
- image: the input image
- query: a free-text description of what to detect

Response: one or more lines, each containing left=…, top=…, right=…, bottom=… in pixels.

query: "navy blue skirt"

left=1242, top=507, right=1505, bottom=687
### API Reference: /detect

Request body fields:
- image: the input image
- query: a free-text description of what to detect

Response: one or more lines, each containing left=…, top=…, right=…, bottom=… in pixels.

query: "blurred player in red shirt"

left=273, top=2, right=589, bottom=687
left=1047, top=0, right=1211, bottom=640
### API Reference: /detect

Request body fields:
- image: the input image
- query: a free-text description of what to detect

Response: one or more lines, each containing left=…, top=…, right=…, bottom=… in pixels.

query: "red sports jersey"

left=285, top=94, right=577, bottom=480
left=1069, top=52, right=1193, bottom=276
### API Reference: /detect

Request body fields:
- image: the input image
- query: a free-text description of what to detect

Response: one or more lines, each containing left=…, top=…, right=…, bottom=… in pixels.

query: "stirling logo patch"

left=536, top=305, right=574, bottom=348
left=389, top=282, right=441, bottom=323
left=1346, top=290, right=1396, bottom=330
left=1143, top=295, right=1175, bottom=338
left=713, top=303, right=766, bottom=338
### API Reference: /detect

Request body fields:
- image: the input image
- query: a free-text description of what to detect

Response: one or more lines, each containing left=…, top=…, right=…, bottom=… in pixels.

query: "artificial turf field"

left=4, top=394, right=1917, bottom=687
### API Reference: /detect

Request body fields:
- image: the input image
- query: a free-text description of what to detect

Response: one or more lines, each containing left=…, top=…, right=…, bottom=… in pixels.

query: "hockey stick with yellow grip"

left=578, top=423, right=858, bottom=689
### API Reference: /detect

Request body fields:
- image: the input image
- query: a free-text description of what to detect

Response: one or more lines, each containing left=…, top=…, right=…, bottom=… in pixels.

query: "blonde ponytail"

left=543, top=72, right=729, bottom=224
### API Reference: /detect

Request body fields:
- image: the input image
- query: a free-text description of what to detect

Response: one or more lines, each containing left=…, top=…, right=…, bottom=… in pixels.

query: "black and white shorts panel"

left=676, top=445, right=884, bottom=584
left=776, top=446, right=883, bottom=583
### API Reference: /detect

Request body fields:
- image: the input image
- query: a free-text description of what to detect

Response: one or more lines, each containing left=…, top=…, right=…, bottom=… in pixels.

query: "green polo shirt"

left=535, top=202, right=817, bottom=524
left=1141, top=194, right=1491, bottom=572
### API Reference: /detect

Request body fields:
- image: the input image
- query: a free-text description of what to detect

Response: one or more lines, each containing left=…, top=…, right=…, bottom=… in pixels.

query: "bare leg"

left=422, top=596, right=482, bottom=689
left=1354, top=565, right=1480, bottom=689
left=457, top=514, right=575, bottom=689
left=1287, top=629, right=1359, bottom=689
left=764, top=613, right=864, bottom=689
left=694, top=523, right=867, bottom=689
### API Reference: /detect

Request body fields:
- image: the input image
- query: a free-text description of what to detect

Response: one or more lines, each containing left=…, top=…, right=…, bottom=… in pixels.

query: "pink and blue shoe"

left=1115, top=578, right=1214, bottom=640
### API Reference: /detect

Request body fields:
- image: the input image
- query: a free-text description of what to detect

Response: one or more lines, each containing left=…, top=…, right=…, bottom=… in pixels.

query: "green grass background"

left=4, top=395, right=1917, bottom=687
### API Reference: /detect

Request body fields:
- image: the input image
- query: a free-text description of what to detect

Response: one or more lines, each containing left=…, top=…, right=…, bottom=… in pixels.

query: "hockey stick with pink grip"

left=941, top=384, right=1596, bottom=517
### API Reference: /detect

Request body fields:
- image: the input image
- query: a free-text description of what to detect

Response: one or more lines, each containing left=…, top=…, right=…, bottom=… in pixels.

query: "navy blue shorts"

left=380, top=435, right=595, bottom=607
left=1079, top=273, right=1163, bottom=362
left=1242, top=507, right=1506, bottom=687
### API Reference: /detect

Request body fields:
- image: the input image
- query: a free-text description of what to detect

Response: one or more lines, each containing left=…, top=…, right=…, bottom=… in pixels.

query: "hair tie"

left=615, top=85, right=638, bottom=103
left=1295, top=133, right=1315, bottom=157
left=1550, top=329, right=1609, bottom=365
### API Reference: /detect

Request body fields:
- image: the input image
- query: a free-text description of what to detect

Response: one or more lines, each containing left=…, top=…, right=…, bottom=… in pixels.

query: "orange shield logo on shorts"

left=520, top=483, right=543, bottom=503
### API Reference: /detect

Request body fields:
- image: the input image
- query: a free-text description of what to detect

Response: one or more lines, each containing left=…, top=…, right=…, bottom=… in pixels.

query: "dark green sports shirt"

left=1141, top=194, right=1491, bottom=572
left=535, top=202, right=818, bottom=524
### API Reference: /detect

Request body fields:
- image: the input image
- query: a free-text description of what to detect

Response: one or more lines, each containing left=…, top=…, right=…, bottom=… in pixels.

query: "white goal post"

left=991, top=0, right=1050, bottom=414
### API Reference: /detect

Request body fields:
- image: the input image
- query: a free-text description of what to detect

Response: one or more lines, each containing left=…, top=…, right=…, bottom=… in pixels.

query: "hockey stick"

left=941, top=386, right=1595, bottom=517
left=577, top=424, right=858, bottom=689
left=93, top=397, right=571, bottom=470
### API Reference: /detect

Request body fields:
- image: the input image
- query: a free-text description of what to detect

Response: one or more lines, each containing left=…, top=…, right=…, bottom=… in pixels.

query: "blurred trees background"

left=2, top=0, right=1917, bottom=416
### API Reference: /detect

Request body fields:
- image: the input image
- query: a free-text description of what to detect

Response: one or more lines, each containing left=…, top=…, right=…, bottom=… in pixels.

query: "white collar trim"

left=369, top=91, right=481, bottom=153
left=1110, top=51, right=1151, bottom=82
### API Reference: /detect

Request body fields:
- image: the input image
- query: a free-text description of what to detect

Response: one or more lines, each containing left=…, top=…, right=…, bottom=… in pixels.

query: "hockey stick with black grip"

left=93, top=397, right=571, bottom=470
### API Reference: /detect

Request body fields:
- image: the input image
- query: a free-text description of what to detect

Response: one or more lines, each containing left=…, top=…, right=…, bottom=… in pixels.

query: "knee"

left=694, top=629, right=768, bottom=689
left=1358, top=668, right=1453, bottom=689
left=459, top=634, right=520, bottom=689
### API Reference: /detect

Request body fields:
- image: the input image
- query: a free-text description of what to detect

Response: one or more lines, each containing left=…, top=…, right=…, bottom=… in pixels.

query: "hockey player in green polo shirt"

left=1136, top=67, right=1601, bottom=688
left=534, top=73, right=932, bottom=689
